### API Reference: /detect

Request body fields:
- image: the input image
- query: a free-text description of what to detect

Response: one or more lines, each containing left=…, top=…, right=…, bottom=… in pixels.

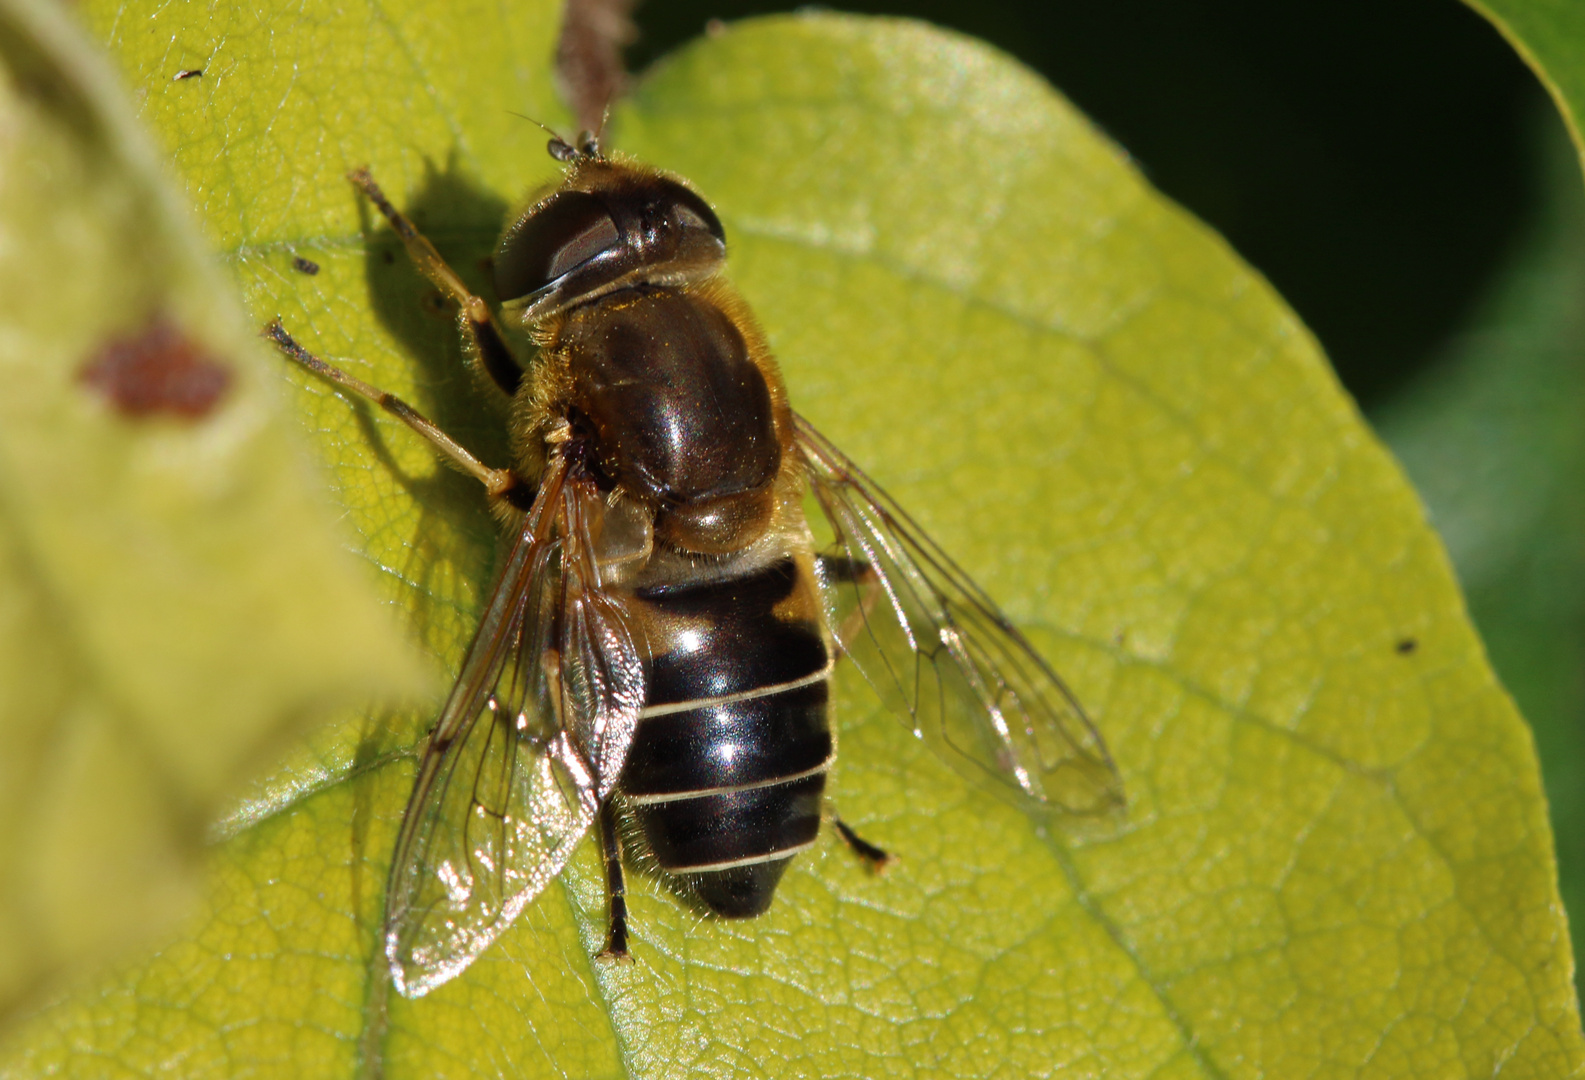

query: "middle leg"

left=265, top=321, right=523, bottom=507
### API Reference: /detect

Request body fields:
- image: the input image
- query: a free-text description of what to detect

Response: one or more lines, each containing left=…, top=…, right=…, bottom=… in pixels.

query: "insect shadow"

left=331, top=156, right=545, bottom=932
left=352, top=155, right=522, bottom=661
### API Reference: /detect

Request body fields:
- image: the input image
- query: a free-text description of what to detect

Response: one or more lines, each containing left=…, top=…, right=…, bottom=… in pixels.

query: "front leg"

left=349, top=168, right=524, bottom=397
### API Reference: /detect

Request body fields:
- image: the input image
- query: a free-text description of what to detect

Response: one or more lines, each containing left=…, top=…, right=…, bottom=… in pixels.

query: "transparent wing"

left=796, top=415, right=1123, bottom=816
left=383, top=459, right=646, bottom=998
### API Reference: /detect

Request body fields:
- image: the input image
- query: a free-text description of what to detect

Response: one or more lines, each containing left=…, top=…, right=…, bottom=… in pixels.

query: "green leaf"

left=0, top=0, right=428, bottom=1030
left=3, top=4, right=1579, bottom=1078
left=1469, top=0, right=1585, bottom=172
left=1454, top=0, right=1585, bottom=982
left=1375, top=108, right=1585, bottom=979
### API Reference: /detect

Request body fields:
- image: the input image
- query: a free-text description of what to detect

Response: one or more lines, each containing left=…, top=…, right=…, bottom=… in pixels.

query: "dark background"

left=632, top=0, right=1542, bottom=410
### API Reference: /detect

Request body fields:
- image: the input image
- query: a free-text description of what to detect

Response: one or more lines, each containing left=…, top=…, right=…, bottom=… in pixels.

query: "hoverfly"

left=267, top=130, right=1122, bottom=999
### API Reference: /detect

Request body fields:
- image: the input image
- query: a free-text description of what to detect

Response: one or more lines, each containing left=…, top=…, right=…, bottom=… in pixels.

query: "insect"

left=267, top=131, right=1123, bottom=999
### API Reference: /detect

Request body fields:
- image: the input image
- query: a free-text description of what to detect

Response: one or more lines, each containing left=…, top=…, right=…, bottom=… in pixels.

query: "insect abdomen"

left=622, top=557, right=833, bottom=917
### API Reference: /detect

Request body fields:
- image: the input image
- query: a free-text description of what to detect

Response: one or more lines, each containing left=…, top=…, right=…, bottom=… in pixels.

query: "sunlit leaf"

left=1, top=4, right=1578, bottom=1077
left=1376, top=107, right=1585, bottom=978
left=1470, top=0, right=1585, bottom=172
left=0, top=0, right=428, bottom=1029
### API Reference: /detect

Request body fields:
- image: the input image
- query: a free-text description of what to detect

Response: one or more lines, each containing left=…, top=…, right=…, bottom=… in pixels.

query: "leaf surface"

left=1376, top=109, right=1585, bottom=984
left=1471, top=0, right=1585, bottom=173
left=2, top=4, right=1579, bottom=1078
left=1459, top=0, right=1585, bottom=984
left=0, top=0, right=426, bottom=1030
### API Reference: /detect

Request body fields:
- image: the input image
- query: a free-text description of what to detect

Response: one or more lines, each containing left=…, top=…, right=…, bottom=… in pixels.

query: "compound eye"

left=671, top=187, right=725, bottom=243
left=494, top=191, right=621, bottom=302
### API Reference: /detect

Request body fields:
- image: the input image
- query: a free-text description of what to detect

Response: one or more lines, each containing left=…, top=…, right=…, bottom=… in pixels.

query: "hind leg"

left=832, top=814, right=892, bottom=871
left=596, top=800, right=631, bottom=959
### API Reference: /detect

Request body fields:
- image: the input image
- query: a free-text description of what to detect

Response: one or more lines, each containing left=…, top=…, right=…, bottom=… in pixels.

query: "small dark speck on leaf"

left=382, top=250, right=395, bottom=264
left=79, top=315, right=233, bottom=420
left=421, top=289, right=452, bottom=318
left=173, top=69, right=203, bottom=81
left=1396, top=637, right=1418, bottom=655
left=291, top=255, right=320, bottom=275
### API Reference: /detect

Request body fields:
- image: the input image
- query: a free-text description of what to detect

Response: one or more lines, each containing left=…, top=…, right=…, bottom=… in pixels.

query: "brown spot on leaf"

left=1396, top=637, right=1418, bottom=655
left=291, top=255, right=320, bottom=275
left=79, top=315, right=233, bottom=420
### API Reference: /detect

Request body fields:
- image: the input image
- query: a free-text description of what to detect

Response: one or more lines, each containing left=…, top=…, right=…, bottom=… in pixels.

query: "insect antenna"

left=505, top=110, right=585, bottom=162
left=580, top=102, right=614, bottom=159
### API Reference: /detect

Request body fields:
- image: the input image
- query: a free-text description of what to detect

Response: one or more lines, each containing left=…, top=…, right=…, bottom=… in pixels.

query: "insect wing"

left=383, top=464, right=645, bottom=997
left=796, top=416, right=1123, bottom=815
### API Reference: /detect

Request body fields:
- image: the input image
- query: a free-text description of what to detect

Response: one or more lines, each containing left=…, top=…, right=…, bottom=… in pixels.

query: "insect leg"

left=832, top=814, right=892, bottom=872
left=816, top=554, right=871, bottom=583
left=264, top=320, right=522, bottom=505
left=815, top=553, right=884, bottom=647
left=348, top=168, right=524, bottom=396
left=596, top=799, right=631, bottom=959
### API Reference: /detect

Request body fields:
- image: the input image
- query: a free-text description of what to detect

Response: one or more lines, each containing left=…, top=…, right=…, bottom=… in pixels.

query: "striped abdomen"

left=620, top=556, right=833, bottom=916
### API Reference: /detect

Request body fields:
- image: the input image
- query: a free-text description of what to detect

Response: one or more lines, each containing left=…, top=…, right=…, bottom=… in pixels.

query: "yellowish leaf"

left=0, top=0, right=428, bottom=1027
left=0, top=5, right=1577, bottom=1078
